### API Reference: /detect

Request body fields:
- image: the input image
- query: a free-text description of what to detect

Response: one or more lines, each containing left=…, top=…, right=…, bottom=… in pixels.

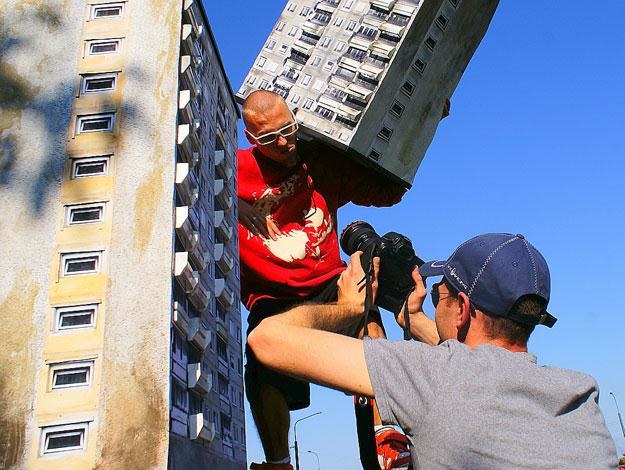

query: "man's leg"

left=249, top=382, right=291, bottom=462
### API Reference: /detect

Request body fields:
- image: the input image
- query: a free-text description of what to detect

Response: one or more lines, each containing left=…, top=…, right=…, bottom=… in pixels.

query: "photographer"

left=238, top=90, right=412, bottom=470
left=248, top=233, right=618, bottom=468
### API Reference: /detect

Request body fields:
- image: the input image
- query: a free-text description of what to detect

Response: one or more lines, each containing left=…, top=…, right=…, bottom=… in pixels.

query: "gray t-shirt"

left=364, top=338, right=617, bottom=469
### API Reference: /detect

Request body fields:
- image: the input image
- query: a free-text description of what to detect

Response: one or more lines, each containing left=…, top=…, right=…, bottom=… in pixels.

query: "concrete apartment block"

left=237, top=0, right=499, bottom=185
left=0, top=1, right=245, bottom=469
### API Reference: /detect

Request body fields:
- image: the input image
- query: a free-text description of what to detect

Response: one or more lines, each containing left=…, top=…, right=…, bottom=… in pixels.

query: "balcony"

left=180, top=55, right=199, bottom=96
left=187, top=362, right=212, bottom=395
left=179, top=89, right=199, bottom=125
left=215, top=279, right=235, bottom=309
left=315, top=1, right=338, bottom=13
left=176, top=162, right=199, bottom=206
left=189, top=278, right=210, bottom=311
left=214, top=150, right=233, bottom=181
left=187, top=317, right=211, bottom=352
left=214, top=211, right=234, bottom=243
left=371, top=0, right=397, bottom=10
left=172, top=301, right=191, bottom=336
left=189, top=413, right=215, bottom=443
left=174, top=252, right=199, bottom=294
left=190, top=242, right=210, bottom=272
left=214, top=179, right=233, bottom=211
left=215, top=243, right=234, bottom=274
left=216, top=318, right=229, bottom=341
left=175, top=206, right=199, bottom=252
left=177, top=121, right=200, bottom=157
left=286, top=49, right=309, bottom=66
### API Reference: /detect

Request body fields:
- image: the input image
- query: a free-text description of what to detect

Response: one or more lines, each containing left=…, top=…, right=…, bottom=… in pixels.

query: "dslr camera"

left=340, top=221, right=424, bottom=315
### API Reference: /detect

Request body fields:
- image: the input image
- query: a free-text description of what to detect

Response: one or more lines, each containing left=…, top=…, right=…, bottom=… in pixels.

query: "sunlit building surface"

left=238, top=0, right=499, bottom=185
left=0, top=1, right=245, bottom=469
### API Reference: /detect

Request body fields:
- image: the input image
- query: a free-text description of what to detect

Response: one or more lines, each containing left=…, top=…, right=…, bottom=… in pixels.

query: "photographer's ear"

left=456, top=292, right=472, bottom=330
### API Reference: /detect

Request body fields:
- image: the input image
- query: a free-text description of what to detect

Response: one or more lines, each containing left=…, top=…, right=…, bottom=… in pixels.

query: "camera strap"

left=361, top=258, right=374, bottom=338
left=402, top=289, right=415, bottom=341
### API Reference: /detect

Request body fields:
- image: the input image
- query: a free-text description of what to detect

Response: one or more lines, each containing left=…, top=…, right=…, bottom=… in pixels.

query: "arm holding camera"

left=247, top=252, right=380, bottom=397
left=397, top=268, right=440, bottom=345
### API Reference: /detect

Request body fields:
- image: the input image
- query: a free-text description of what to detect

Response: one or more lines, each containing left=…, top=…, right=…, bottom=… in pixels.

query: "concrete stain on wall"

left=0, top=271, right=39, bottom=469
left=132, top=161, right=165, bottom=256
left=95, top=353, right=168, bottom=470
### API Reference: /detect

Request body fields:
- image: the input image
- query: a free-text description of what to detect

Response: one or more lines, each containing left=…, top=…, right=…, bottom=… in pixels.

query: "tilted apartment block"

left=0, top=1, right=245, bottom=469
left=237, top=0, right=499, bottom=185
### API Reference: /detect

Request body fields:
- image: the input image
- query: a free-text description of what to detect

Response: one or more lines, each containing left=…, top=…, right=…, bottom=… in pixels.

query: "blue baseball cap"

left=419, top=233, right=557, bottom=327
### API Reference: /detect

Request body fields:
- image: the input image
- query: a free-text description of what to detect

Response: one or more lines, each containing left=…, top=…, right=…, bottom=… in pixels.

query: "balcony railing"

left=174, top=252, right=199, bottom=293
left=189, top=413, right=215, bottom=442
left=188, top=362, right=212, bottom=395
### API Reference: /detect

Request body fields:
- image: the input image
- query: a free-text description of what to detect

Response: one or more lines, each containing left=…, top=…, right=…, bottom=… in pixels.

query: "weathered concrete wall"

left=93, top=1, right=181, bottom=468
left=0, top=2, right=84, bottom=468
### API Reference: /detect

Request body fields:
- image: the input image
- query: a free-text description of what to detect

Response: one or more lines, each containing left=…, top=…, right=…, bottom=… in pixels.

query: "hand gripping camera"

left=340, top=221, right=424, bottom=315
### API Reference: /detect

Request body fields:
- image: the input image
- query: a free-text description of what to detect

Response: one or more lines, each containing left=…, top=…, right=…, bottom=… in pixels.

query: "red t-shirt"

left=237, top=141, right=405, bottom=310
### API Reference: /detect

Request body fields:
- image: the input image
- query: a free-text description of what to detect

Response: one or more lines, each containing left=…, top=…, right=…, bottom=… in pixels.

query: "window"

left=66, top=203, right=105, bottom=225
left=303, top=98, right=314, bottom=110
left=357, top=25, right=377, bottom=38
left=401, top=81, right=415, bottom=96
left=449, top=0, right=458, bottom=7
left=288, top=26, right=298, bottom=37
left=61, top=252, right=102, bottom=276
left=301, top=74, right=312, bottom=86
left=368, top=149, right=381, bottom=161
left=54, top=304, right=97, bottom=332
left=265, top=39, right=276, bottom=50
left=425, top=36, right=437, bottom=51
left=40, top=423, right=88, bottom=455
left=81, top=73, right=117, bottom=94
left=51, top=361, right=93, bottom=390
left=260, top=79, right=269, bottom=89
left=334, top=17, right=344, bottom=27
left=279, top=44, right=288, bottom=54
left=412, top=58, right=426, bottom=74
left=324, top=60, right=335, bottom=71
left=72, top=156, right=110, bottom=178
left=246, top=75, right=256, bottom=85
left=287, top=2, right=296, bottom=12
left=334, top=41, right=346, bottom=52
left=300, top=6, right=310, bottom=15
left=378, top=126, right=393, bottom=141
left=311, top=56, right=321, bottom=67
left=275, top=21, right=285, bottom=32
left=91, top=3, right=124, bottom=19
left=390, top=101, right=405, bottom=118
left=86, top=39, right=120, bottom=55
left=76, top=113, right=115, bottom=134
left=436, top=14, right=448, bottom=30
left=346, top=20, right=357, bottom=31
left=257, top=56, right=267, bottom=68
left=344, top=0, right=354, bottom=10
left=314, top=105, right=335, bottom=120
left=290, top=93, right=301, bottom=105
left=320, top=37, right=332, bottom=48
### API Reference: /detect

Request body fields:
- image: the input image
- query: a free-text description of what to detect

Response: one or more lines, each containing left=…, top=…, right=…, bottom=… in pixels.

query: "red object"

left=375, top=428, right=412, bottom=470
left=238, top=143, right=405, bottom=311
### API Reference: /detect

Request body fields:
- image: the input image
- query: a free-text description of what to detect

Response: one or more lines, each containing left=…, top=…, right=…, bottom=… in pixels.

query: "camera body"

left=340, top=221, right=424, bottom=315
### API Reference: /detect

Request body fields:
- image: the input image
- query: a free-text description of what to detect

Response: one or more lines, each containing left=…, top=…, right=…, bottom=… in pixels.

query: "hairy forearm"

left=408, top=312, right=440, bottom=345
left=275, top=301, right=364, bottom=332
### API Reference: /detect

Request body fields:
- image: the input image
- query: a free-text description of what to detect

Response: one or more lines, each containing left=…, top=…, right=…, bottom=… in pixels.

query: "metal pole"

left=307, top=450, right=321, bottom=470
left=293, top=412, right=322, bottom=470
left=609, top=392, right=625, bottom=438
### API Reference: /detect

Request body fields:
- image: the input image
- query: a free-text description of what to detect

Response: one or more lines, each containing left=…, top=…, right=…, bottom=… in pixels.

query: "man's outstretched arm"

left=247, top=253, right=377, bottom=397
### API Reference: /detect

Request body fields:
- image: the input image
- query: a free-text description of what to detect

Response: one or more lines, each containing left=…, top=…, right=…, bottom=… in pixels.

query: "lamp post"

left=307, top=450, right=320, bottom=470
left=293, top=411, right=322, bottom=470
left=609, top=392, right=625, bottom=438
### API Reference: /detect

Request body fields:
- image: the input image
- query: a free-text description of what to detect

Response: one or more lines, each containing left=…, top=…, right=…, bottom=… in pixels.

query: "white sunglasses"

left=245, top=109, right=299, bottom=146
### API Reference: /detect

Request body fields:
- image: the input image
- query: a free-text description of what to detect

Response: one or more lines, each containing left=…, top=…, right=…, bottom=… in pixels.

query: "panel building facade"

left=0, top=1, right=245, bottom=469
left=237, top=0, right=499, bottom=185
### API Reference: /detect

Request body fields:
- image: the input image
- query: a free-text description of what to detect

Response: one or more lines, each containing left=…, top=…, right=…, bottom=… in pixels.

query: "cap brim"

left=419, top=260, right=446, bottom=278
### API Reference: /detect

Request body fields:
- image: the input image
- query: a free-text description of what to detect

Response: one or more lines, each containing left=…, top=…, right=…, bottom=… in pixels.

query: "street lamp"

left=609, top=392, right=625, bottom=438
left=307, top=450, right=320, bottom=470
left=293, top=411, right=322, bottom=470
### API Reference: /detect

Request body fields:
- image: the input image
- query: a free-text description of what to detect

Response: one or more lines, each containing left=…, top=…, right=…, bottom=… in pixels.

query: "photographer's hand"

left=238, top=196, right=281, bottom=240
left=337, top=252, right=379, bottom=311
left=396, top=268, right=440, bottom=345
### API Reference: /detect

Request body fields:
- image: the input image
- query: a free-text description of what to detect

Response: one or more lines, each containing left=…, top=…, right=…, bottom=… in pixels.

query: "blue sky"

left=204, top=1, right=625, bottom=466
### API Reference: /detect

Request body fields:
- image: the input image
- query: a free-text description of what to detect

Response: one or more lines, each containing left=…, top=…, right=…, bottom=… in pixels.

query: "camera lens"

left=340, top=221, right=381, bottom=256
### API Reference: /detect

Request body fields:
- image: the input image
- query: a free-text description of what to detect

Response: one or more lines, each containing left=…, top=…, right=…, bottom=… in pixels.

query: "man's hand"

left=238, top=197, right=281, bottom=240
left=396, top=267, right=440, bottom=345
left=337, top=252, right=379, bottom=311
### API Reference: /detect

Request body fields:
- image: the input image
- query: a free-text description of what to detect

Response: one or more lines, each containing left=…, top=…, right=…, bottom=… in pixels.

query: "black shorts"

left=244, top=276, right=341, bottom=411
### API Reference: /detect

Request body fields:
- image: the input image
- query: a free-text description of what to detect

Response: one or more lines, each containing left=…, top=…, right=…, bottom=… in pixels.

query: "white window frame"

left=286, top=2, right=296, bottom=12
left=334, top=41, right=346, bottom=52
left=54, top=304, right=98, bottom=332
left=72, top=156, right=110, bottom=179
left=76, top=113, right=115, bottom=134
left=66, top=202, right=106, bottom=226
left=320, top=37, right=332, bottom=48
left=303, top=98, right=314, bottom=110
left=346, top=20, right=357, bottom=31
left=81, top=73, right=118, bottom=94
left=300, top=6, right=310, bottom=16
left=90, top=3, right=125, bottom=19
left=50, top=361, right=94, bottom=390
left=288, top=26, right=298, bottom=37
left=40, top=423, right=88, bottom=455
left=343, top=0, right=354, bottom=10
left=61, top=251, right=102, bottom=277
left=275, top=21, right=285, bottom=32
left=246, top=75, right=257, bottom=85
left=86, top=38, right=121, bottom=56
left=301, top=74, right=312, bottom=86
left=257, top=56, right=267, bottom=68
left=334, top=17, right=344, bottom=26
left=311, top=56, right=322, bottom=67
left=323, top=60, right=335, bottom=71
left=265, top=39, right=276, bottom=50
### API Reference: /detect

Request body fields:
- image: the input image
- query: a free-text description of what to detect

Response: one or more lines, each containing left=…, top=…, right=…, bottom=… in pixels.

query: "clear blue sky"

left=204, top=1, right=625, bottom=466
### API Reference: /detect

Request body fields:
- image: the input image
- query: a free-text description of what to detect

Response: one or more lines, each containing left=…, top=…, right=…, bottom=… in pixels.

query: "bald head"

left=242, top=90, right=288, bottom=126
